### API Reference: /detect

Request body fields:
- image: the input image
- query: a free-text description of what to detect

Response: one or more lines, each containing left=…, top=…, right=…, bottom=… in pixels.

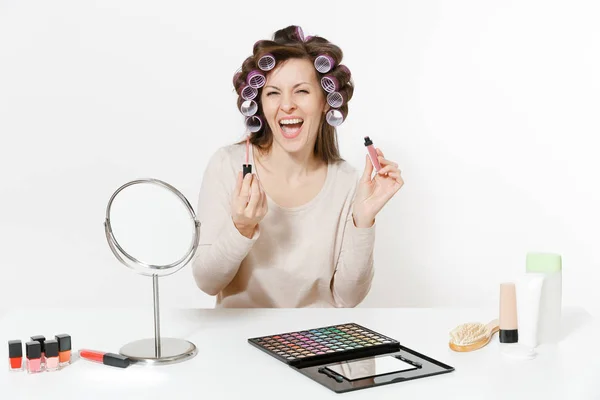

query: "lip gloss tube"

left=26, top=341, right=42, bottom=374
left=364, top=136, right=382, bottom=172
left=79, top=349, right=131, bottom=368
left=30, top=335, right=46, bottom=365
left=55, top=334, right=72, bottom=366
left=8, top=340, right=23, bottom=371
left=44, top=340, right=59, bottom=372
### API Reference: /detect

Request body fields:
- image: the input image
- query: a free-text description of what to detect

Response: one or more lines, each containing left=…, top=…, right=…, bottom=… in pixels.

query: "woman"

left=192, top=25, right=403, bottom=307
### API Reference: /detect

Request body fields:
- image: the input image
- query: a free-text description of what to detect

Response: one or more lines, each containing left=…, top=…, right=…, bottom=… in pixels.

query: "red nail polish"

left=8, top=340, right=23, bottom=371
left=26, top=341, right=42, bottom=374
left=55, top=334, right=72, bottom=367
left=44, top=340, right=59, bottom=371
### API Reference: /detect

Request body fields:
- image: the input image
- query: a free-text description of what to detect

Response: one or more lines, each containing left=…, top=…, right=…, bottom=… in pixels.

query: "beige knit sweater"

left=191, top=143, right=376, bottom=308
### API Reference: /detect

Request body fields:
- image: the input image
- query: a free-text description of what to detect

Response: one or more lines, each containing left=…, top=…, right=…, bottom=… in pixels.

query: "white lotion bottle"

left=526, top=253, right=562, bottom=344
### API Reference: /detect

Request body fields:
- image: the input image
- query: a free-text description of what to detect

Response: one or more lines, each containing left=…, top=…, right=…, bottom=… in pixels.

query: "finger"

left=235, top=171, right=243, bottom=195
left=387, top=171, right=404, bottom=183
left=361, top=154, right=374, bottom=182
left=239, top=172, right=253, bottom=199
left=378, top=157, right=398, bottom=168
left=376, top=148, right=385, bottom=158
left=247, top=175, right=261, bottom=213
left=377, top=165, right=397, bottom=175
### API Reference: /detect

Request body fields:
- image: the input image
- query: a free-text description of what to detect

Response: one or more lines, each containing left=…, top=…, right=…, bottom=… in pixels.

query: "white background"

left=1, top=0, right=598, bottom=315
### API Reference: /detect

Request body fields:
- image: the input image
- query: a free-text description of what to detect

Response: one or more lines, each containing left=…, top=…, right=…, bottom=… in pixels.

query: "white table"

left=1, top=307, right=598, bottom=399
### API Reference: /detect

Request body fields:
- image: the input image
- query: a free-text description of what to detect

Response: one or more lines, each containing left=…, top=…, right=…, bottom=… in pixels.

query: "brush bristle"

left=449, top=322, right=488, bottom=345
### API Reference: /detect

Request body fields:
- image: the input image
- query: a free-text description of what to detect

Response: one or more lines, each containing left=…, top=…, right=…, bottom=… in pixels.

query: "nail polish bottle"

left=44, top=340, right=59, bottom=371
left=30, top=335, right=46, bottom=365
left=25, top=341, right=42, bottom=374
left=8, top=340, right=23, bottom=371
left=55, top=334, right=72, bottom=366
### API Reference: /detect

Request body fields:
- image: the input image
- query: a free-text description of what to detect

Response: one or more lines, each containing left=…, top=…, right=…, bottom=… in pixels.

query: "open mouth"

left=279, top=118, right=304, bottom=139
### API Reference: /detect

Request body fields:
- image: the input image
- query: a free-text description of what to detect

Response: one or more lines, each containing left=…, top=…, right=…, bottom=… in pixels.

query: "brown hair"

left=233, top=25, right=354, bottom=163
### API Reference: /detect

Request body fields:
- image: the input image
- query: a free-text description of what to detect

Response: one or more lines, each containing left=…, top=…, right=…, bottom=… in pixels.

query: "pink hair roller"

left=296, top=26, right=305, bottom=41
left=325, top=109, right=344, bottom=126
left=245, top=115, right=263, bottom=132
left=241, top=85, right=258, bottom=101
left=247, top=70, right=266, bottom=89
left=314, top=54, right=335, bottom=73
left=258, top=53, right=276, bottom=71
left=240, top=99, right=258, bottom=116
left=327, top=91, right=346, bottom=108
left=321, top=75, right=339, bottom=93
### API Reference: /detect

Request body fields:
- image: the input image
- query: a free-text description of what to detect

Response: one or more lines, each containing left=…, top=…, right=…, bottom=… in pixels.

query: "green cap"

left=526, top=252, right=562, bottom=273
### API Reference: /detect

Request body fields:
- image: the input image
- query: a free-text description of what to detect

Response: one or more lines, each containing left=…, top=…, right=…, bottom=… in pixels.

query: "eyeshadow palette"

left=248, top=322, right=455, bottom=393
left=248, top=322, right=400, bottom=367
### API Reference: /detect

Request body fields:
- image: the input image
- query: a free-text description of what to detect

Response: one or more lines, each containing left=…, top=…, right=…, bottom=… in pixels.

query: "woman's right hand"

left=231, top=172, right=268, bottom=238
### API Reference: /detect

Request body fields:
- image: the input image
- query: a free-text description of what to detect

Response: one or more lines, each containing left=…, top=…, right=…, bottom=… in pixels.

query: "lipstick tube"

left=26, top=341, right=43, bottom=374
left=8, top=340, right=23, bottom=371
left=44, top=340, right=59, bottom=371
left=55, top=334, right=72, bottom=366
left=364, top=136, right=382, bottom=172
left=79, top=349, right=131, bottom=368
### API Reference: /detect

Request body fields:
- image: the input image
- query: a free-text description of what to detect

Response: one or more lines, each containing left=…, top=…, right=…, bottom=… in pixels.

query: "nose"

left=279, top=92, right=297, bottom=113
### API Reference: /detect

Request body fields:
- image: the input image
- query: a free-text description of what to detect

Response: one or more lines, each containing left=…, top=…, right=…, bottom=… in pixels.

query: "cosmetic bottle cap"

left=45, top=340, right=59, bottom=358
left=8, top=340, right=22, bottom=358
left=526, top=253, right=562, bottom=273
left=30, top=335, right=46, bottom=352
left=364, top=136, right=373, bottom=146
left=55, top=334, right=71, bottom=351
left=26, top=341, right=41, bottom=359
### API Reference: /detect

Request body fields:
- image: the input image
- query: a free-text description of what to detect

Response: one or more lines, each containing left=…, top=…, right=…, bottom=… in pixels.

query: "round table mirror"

left=104, top=178, right=200, bottom=365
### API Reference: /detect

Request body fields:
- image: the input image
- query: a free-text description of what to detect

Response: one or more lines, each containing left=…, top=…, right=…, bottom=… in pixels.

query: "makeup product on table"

left=79, top=349, right=132, bottom=368
left=499, top=283, right=518, bottom=343
left=526, top=253, right=562, bottom=344
left=248, top=322, right=454, bottom=393
left=8, top=340, right=23, bottom=371
left=363, top=136, right=381, bottom=172
left=448, top=319, right=499, bottom=352
left=55, top=333, right=72, bottom=366
left=44, top=340, right=60, bottom=372
left=30, top=335, right=46, bottom=364
left=25, top=341, right=42, bottom=374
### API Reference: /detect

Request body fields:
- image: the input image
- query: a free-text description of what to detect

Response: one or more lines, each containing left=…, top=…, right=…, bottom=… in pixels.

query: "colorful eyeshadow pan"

left=248, top=323, right=400, bottom=366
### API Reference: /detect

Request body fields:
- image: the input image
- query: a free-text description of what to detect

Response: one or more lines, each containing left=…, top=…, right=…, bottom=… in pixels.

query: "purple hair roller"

left=247, top=70, right=266, bottom=89
left=327, top=91, right=346, bottom=108
left=296, top=26, right=305, bottom=41
left=325, top=109, right=344, bottom=127
left=240, top=99, right=258, bottom=116
left=241, top=85, right=258, bottom=101
left=338, top=64, right=351, bottom=80
left=258, top=53, right=276, bottom=71
left=305, top=35, right=313, bottom=41
left=245, top=115, right=263, bottom=132
left=314, top=54, right=335, bottom=73
left=321, top=75, right=339, bottom=93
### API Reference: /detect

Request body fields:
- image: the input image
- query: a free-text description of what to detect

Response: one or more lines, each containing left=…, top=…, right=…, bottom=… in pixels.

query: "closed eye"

left=266, top=91, right=279, bottom=96
left=297, top=90, right=309, bottom=94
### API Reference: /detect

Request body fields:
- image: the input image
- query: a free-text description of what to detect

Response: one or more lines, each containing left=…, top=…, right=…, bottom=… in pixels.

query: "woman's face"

left=260, top=58, right=328, bottom=156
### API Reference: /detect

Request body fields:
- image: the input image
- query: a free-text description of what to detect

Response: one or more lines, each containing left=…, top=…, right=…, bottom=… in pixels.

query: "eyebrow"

left=264, top=82, right=311, bottom=90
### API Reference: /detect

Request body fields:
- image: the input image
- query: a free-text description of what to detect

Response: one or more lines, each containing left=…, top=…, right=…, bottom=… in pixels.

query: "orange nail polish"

left=56, top=334, right=72, bottom=367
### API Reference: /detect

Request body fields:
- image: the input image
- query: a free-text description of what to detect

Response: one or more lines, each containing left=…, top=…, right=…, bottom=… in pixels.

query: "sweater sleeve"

left=330, top=199, right=376, bottom=308
left=191, top=148, right=260, bottom=296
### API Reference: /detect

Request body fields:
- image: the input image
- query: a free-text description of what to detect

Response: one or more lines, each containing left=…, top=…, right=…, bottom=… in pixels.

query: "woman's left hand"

left=352, top=148, right=404, bottom=228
